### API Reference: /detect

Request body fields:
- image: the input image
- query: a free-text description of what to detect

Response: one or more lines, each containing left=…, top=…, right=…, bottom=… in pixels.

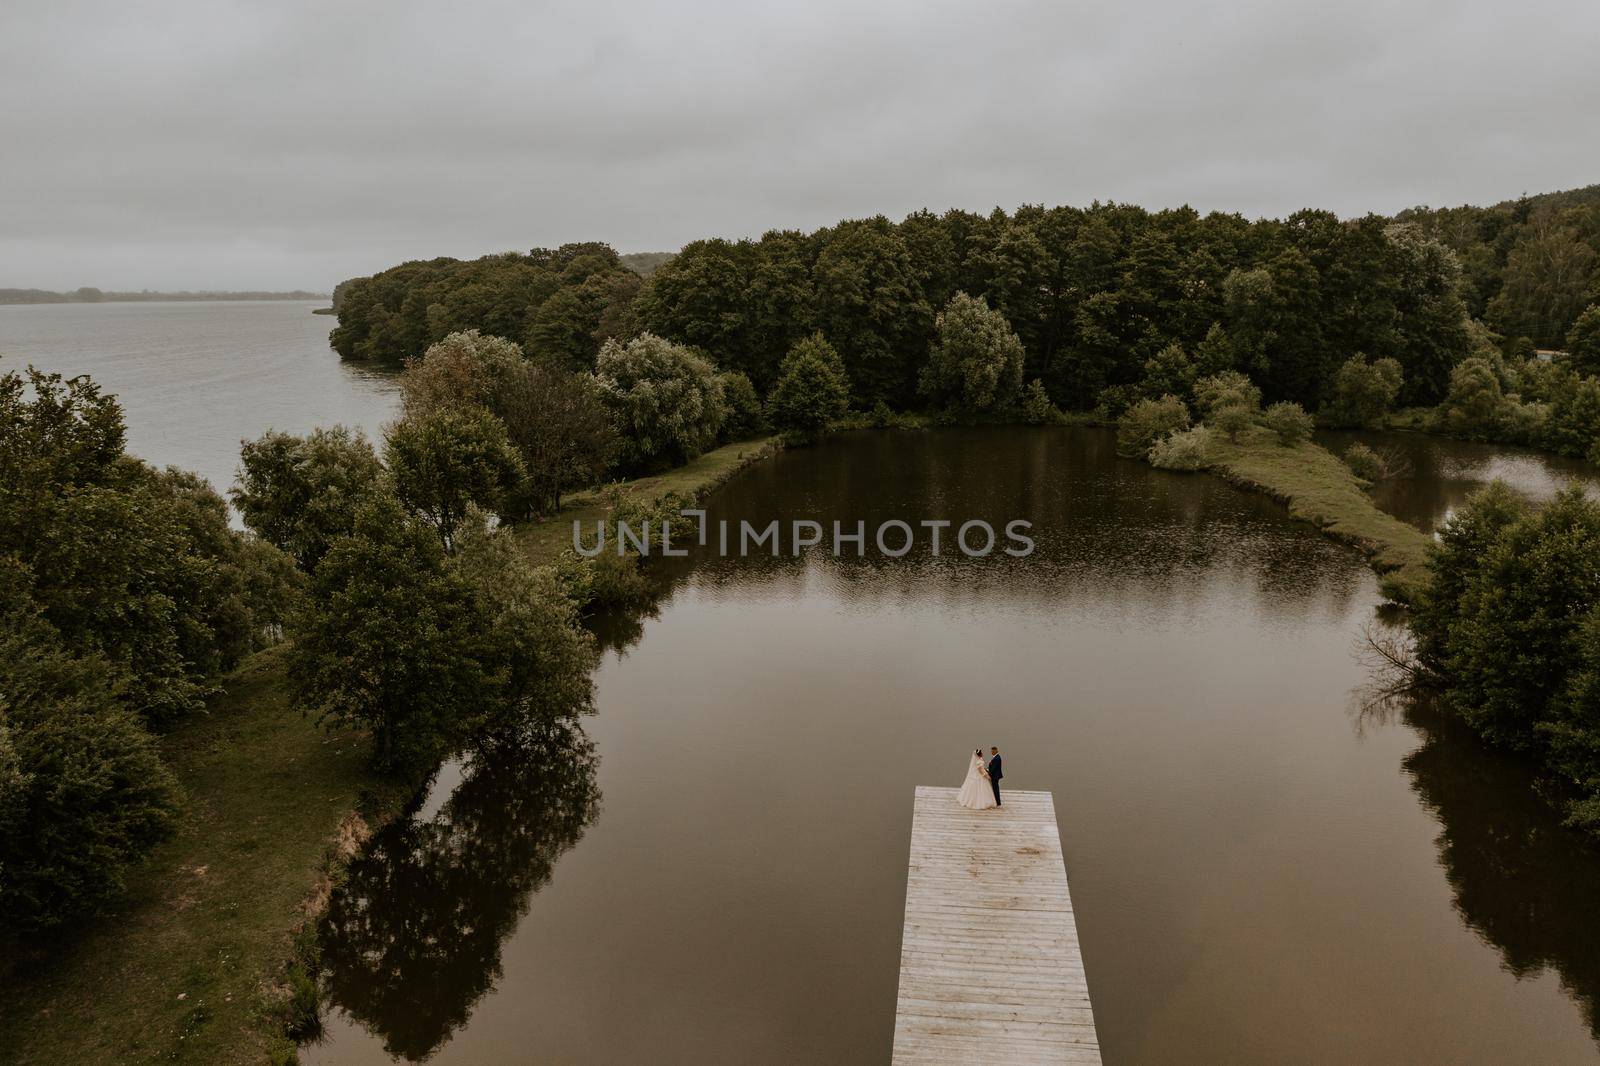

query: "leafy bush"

left=918, top=293, right=1025, bottom=414
left=1117, top=395, right=1190, bottom=458
left=1342, top=442, right=1385, bottom=481
left=1212, top=402, right=1258, bottom=441
left=767, top=333, right=850, bottom=442
left=1262, top=401, right=1314, bottom=445
left=1193, top=371, right=1262, bottom=420
left=595, top=333, right=727, bottom=470
left=1148, top=425, right=1214, bottom=471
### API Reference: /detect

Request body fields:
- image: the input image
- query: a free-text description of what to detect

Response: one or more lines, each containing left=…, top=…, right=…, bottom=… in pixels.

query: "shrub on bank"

left=1342, top=442, right=1385, bottom=481
left=1263, top=401, right=1314, bottom=445
left=1116, top=395, right=1190, bottom=458
left=1148, top=426, right=1214, bottom=471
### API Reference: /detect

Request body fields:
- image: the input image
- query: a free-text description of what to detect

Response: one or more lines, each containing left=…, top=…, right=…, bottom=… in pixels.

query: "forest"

left=330, top=186, right=1600, bottom=419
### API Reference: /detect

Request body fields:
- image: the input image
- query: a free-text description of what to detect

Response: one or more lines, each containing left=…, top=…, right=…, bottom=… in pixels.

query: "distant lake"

left=0, top=300, right=398, bottom=504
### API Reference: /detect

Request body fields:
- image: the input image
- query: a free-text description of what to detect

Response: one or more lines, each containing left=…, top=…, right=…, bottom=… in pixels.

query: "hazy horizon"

left=5, top=0, right=1598, bottom=292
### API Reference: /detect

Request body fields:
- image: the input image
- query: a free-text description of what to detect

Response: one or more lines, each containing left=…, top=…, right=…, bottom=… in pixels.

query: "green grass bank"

left=1182, top=427, right=1433, bottom=603
left=0, top=646, right=409, bottom=1066
left=514, top=436, right=782, bottom=566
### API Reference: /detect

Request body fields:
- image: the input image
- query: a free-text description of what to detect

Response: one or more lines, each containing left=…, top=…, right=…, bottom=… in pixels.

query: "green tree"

left=1322, top=353, right=1404, bottom=427
left=1542, top=374, right=1600, bottom=459
left=397, top=330, right=524, bottom=420
left=384, top=408, right=525, bottom=551
left=289, top=497, right=489, bottom=774
left=1412, top=482, right=1528, bottom=676
left=767, top=333, right=851, bottom=441
left=1141, top=341, right=1196, bottom=399
left=492, top=363, right=617, bottom=516
left=1019, top=378, right=1063, bottom=424
left=594, top=333, right=727, bottom=470
left=716, top=370, right=765, bottom=440
left=918, top=293, right=1026, bottom=414
left=4, top=367, right=271, bottom=726
left=1486, top=214, right=1597, bottom=347
left=811, top=217, right=931, bottom=407
left=1567, top=304, right=1600, bottom=377
left=1444, top=488, right=1600, bottom=750
left=1439, top=356, right=1507, bottom=437
left=233, top=427, right=387, bottom=573
left=450, top=524, right=597, bottom=735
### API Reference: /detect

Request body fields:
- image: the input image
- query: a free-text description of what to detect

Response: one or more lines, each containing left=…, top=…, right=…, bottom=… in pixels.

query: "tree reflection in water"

left=316, top=722, right=600, bottom=1061
left=1400, top=694, right=1600, bottom=1041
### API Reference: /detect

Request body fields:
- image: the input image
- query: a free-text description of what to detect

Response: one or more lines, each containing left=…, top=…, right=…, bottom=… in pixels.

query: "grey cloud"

left=2, top=0, right=1597, bottom=290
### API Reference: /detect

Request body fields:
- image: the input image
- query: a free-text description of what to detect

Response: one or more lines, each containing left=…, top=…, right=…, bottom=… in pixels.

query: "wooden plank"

left=892, top=786, right=1101, bottom=1065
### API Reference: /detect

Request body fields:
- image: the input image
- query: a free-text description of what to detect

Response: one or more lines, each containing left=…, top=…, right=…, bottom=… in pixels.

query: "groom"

left=987, top=747, right=1003, bottom=807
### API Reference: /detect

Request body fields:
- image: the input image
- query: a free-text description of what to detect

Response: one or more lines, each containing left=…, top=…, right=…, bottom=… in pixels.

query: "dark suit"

left=988, top=754, right=1003, bottom=806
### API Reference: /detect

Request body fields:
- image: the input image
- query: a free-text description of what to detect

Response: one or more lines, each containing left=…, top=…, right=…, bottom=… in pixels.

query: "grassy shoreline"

left=1180, top=427, right=1434, bottom=603
left=0, top=436, right=784, bottom=1065
left=0, top=647, right=411, bottom=1066
left=513, top=435, right=782, bottom=566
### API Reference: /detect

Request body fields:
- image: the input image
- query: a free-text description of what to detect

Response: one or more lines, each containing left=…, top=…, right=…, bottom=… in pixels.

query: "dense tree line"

left=330, top=244, right=643, bottom=369
left=333, top=187, right=1600, bottom=441
left=336, top=206, right=1488, bottom=413
left=0, top=367, right=299, bottom=932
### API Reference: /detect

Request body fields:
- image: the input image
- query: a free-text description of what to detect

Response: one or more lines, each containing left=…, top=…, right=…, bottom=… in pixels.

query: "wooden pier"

left=892, top=786, right=1101, bottom=1064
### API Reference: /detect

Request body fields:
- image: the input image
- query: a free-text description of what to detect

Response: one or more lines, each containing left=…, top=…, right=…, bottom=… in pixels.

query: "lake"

left=305, top=429, right=1600, bottom=1065
left=0, top=301, right=397, bottom=505
left=7, top=303, right=1599, bottom=1063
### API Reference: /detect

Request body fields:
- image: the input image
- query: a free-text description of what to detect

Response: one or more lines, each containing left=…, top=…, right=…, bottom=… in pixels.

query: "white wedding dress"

left=957, top=752, right=997, bottom=809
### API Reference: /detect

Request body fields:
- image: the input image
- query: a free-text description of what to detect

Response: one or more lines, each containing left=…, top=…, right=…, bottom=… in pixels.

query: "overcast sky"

left=3, top=0, right=1597, bottom=292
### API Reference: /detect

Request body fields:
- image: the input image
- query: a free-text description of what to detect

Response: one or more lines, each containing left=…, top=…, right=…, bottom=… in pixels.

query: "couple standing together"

left=957, top=747, right=1004, bottom=810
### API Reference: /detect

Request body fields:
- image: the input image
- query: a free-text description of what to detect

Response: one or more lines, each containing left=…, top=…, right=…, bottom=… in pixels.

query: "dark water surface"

left=1318, top=428, right=1600, bottom=533
left=306, top=428, right=1600, bottom=1065
left=0, top=301, right=397, bottom=502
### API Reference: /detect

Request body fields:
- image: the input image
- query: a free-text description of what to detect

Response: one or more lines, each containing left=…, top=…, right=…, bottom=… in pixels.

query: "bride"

left=957, top=748, right=997, bottom=810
